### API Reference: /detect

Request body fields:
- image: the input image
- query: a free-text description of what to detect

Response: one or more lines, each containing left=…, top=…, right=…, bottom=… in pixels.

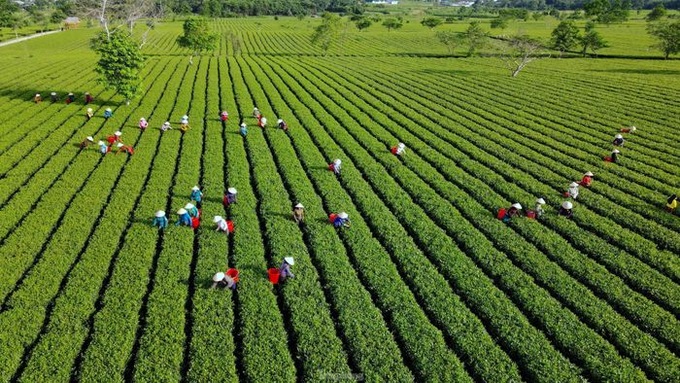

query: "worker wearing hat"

left=152, top=210, right=168, bottom=229
left=279, top=257, right=295, bottom=282
left=580, top=172, right=594, bottom=187
left=503, top=203, right=522, bottom=223
left=106, top=131, right=122, bottom=145
left=293, top=203, right=305, bottom=224
left=253, top=107, right=261, bottom=118
left=534, top=198, right=546, bottom=218
left=80, top=136, right=95, bottom=149
left=613, top=134, right=625, bottom=147
left=240, top=122, right=248, bottom=137
left=666, top=194, right=678, bottom=213
left=258, top=116, right=267, bottom=129
left=50, top=92, right=58, bottom=102
left=161, top=121, right=172, bottom=132
left=559, top=201, right=574, bottom=218
left=220, top=110, right=229, bottom=122
left=604, top=149, right=620, bottom=163
left=620, top=126, right=636, bottom=133
left=176, top=208, right=192, bottom=226
left=190, top=186, right=203, bottom=207
left=139, top=117, right=148, bottom=130
left=567, top=182, right=579, bottom=199
left=185, top=202, right=199, bottom=218
left=223, top=187, right=237, bottom=206
left=329, top=159, right=342, bottom=175
left=277, top=119, right=288, bottom=132
left=213, top=215, right=234, bottom=234
left=104, top=108, right=113, bottom=119
left=66, top=92, right=75, bottom=104
left=98, top=140, right=109, bottom=154
left=391, top=142, right=406, bottom=156
left=180, top=114, right=190, bottom=134
left=333, top=212, right=351, bottom=228
left=34, top=93, right=42, bottom=103
left=211, top=271, right=237, bottom=290
left=85, top=92, right=94, bottom=104
left=86, top=108, right=94, bottom=120
left=115, top=142, right=134, bottom=155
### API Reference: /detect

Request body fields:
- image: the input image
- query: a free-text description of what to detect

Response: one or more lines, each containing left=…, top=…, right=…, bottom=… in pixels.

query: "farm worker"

left=85, top=92, right=94, bottom=104
left=98, top=140, right=109, bottom=154
left=666, top=194, right=678, bottom=213
left=190, top=186, right=204, bottom=206
left=502, top=203, right=522, bottom=223
left=620, top=126, right=636, bottom=133
left=559, top=201, right=574, bottom=218
left=277, top=119, right=288, bottom=131
left=213, top=215, right=234, bottom=234
left=258, top=116, right=267, bottom=128
left=115, top=142, right=134, bottom=155
left=211, top=272, right=236, bottom=290
left=329, top=159, right=342, bottom=175
left=161, top=121, right=172, bottom=132
left=107, top=131, right=122, bottom=145
left=80, top=136, right=95, bottom=149
left=580, top=171, right=594, bottom=187
left=152, top=210, right=168, bottom=230
left=50, top=92, right=57, bottom=102
left=253, top=107, right=261, bottom=118
left=185, top=202, right=199, bottom=218
left=534, top=198, right=546, bottom=218
left=240, top=123, right=248, bottom=137
left=180, top=115, right=189, bottom=134
left=604, top=149, right=620, bottom=163
left=279, top=257, right=295, bottom=281
left=391, top=142, right=406, bottom=156
left=563, top=182, right=579, bottom=199
left=220, top=110, right=229, bottom=122
left=139, top=117, right=148, bottom=130
left=86, top=108, right=94, bottom=120
left=104, top=108, right=113, bottom=119
left=613, top=134, right=625, bottom=147
left=223, top=187, right=237, bottom=206
left=34, top=93, right=42, bottom=103
left=293, top=203, right=305, bottom=224
left=66, top=92, right=75, bottom=104
left=333, top=212, right=351, bottom=228
left=176, top=208, right=192, bottom=226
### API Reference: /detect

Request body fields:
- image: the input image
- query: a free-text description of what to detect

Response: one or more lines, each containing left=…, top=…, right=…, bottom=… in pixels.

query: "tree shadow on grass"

left=587, top=68, right=680, bottom=75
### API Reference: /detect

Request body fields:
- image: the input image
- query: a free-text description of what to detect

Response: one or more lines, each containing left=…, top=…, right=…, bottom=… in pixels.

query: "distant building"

left=369, top=1, right=400, bottom=4
left=64, top=17, right=80, bottom=30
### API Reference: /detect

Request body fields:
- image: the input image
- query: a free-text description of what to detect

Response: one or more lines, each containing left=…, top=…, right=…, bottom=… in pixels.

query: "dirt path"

left=0, top=30, right=61, bottom=48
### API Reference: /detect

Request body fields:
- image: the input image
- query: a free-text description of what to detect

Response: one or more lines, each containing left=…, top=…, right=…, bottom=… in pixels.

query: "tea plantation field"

left=0, top=17, right=679, bottom=383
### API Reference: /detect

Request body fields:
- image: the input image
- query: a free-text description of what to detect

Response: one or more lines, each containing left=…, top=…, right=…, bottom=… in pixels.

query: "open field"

left=0, top=16, right=679, bottom=382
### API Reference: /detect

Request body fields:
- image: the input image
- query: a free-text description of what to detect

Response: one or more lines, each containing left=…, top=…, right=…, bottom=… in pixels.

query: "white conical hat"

left=185, top=203, right=195, bottom=209
left=253, top=107, right=259, bottom=111
left=334, top=159, right=342, bottom=165
left=295, top=203, right=304, bottom=209
left=615, top=134, right=623, bottom=139
left=98, top=140, right=105, bottom=145
left=182, top=115, right=188, bottom=120
left=106, top=108, right=112, bottom=112
left=164, top=121, right=170, bottom=125
left=511, top=203, right=522, bottom=210
left=240, top=123, right=246, bottom=128
left=570, top=182, right=579, bottom=187
left=398, top=142, right=405, bottom=149
left=584, top=171, right=593, bottom=176
left=630, top=126, right=636, bottom=131
left=213, top=215, right=223, bottom=223
left=87, top=108, right=93, bottom=113
left=228, top=187, right=237, bottom=194
left=562, top=201, right=573, bottom=209
left=213, top=272, right=225, bottom=282
left=177, top=208, right=187, bottom=214
left=68, top=92, right=74, bottom=95
left=284, top=257, right=295, bottom=265
left=51, top=92, right=56, bottom=95
left=260, top=117, right=267, bottom=124
left=117, top=143, right=124, bottom=148
left=87, top=136, right=94, bottom=141
left=192, top=186, right=200, bottom=191
left=36, top=93, right=40, bottom=96
left=536, top=198, right=545, bottom=204
left=277, top=119, right=283, bottom=124
left=140, top=117, right=146, bottom=121
left=155, top=210, right=165, bottom=218
left=85, top=92, right=90, bottom=95
left=338, top=212, right=349, bottom=219
left=613, top=149, right=620, bottom=154
left=114, top=131, right=122, bottom=136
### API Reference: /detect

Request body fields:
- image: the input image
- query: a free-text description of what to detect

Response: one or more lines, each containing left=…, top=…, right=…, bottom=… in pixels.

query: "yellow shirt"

left=668, top=200, right=678, bottom=210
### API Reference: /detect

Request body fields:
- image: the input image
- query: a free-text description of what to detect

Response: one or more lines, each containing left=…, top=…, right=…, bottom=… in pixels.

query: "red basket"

left=268, top=268, right=280, bottom=284
left=226, top=268, right=239, bottom=282
left=329, top=213, right=337, bottom=223
left=496, top=208, right=506, bottom=220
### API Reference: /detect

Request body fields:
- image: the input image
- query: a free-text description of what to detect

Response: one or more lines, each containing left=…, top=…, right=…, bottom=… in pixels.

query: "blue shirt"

left=240, top=126, right=247, bottom=136
left=104, top=111, right=112, bottom=118
left=176, top=213, right=191, bottom=226
left=187, top=207, right=199, bottom=217
left=190, top=190, right=203, bottom=202
left=152, top=216, right=168, bottom=229
left=99, top=144, right=108, bottom=154
left=333, top=217, right=347, bottom=228
left=280, top=262, right=294, bottom=278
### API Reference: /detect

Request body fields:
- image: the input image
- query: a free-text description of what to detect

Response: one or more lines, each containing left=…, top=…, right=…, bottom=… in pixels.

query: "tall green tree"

left=382, top=17, right=403, bottom=31
left=176, top=18, right=218, bottom=63
left=0, top=0, right=18, bottom=28
left=421, top=16, right=442, bottom=29
left=436, top=30, right=463, bottom=54
left=645, top=3, right=666, bottom=22
left=465, top=20, right=487, bottom=56
left=355, top=17, right=371, bottom=31
left=310, top=12, right=341, bottom=55
left=91, top=28, right=145, bottom=104
left=579, top=22, right=608, bottom=57
left=647, top=20, right=680, bottom=59
left=551, top=20, right=580, bottom=56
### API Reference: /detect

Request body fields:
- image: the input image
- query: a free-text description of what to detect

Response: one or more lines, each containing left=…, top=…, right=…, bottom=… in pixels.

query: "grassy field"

left=0, top=15, right=679, bottom=383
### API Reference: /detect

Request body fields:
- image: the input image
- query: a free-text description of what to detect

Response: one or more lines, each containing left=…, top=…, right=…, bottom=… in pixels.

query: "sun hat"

left=334, top=159, right=342, bottom=165
left=630, top=126, right=636, bottom=131
left=260, top=117, right=267, bottom=123
left=87, top=108, right=93, bottom=113
left=277, top=119, right=283, bottom=124
left=185, top=203, right=194, bottom=209
left=51, top=92, right=56, bottom=95
left=114, top=131, right=122, bottom=136
left=177, top=208, right=187, bottom=215
left=36, top=93, right=40, bottom=96
left=140, top=117, right=146, bottom=121
left=511, top=203, right=522, bottom=210
left=562, top=201, right=573, bottom=209
left=338, top=212, right=349, bottom=219
left=164, top=121, right=170, bottom=125
left=106, top=108, right=112, bottom=112
left=613, top=149, right=620, bottom=154
left=240, top=123, right=246, bottom=128
left=117, top=143, right=124, bottom=148
left=155, top=210, right=165, bottom=218
left=284, top=257, right=295, bottom=265
left=192, top=186, right=200, bottom=191
left=213, top=215, right=223, bottom=223
left=228, top=187, right=237, bottom=194
left=182, top=115, right=188, bottom=120
left=584, top=171, right=593, bottom=176
left=87, top=136, right=94, bottom=142
left=615, top=134, right=623, bottom=139
left=253, top=107, right=259, bottom=111
left=536, top=198, right=545, bottom=205
left=98, top=140, right=105, bottom=145
left=398, top=142, right=405, bottom=148
left=213, top=272, right=225, bottom=282
left=295, top=203, right=304, bottom=209
left=570, top=182, right=579, bottom=187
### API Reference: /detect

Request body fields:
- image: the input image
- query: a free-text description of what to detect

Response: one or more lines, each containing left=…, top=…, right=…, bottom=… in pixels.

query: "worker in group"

left=604, top=149, right=620, bottom=163
left=391, top=142, right=406, bottom=156
left=106, top=131, right=122, bottom=145
left=161, top=121, right=172, bottom=132
left=559, top=201, right=574, bottom=218
left=176, top=208, right=192, bottom=226
left=566, top=182, right=579, bottom=199
left=50, top=92, right=58, bottom=102
left=86, top=108, right=94, bottom=120
left=620, top=126, right=636, bottom=133
left=240, top=122, right=248, bottom=137
left=258, top=116, right=267, bottom=128
left=152, top=210, right=168, bottom=230
left=115, top=142, right=134, bottom=155
left=34, top=93, right=42, bottom=103
left=104, top=108, right=113, bottom=119
left=211, top=271, right=237, bottom=290
left=80, top=136, right=95, bottom=149
left=580, top=171, right=594, bottom=187
left=502, top=203, right=522, bottom=223
left=139, top=117, right=148, bottom=130
left=293, top=203, right=304, bottom=224
left=279, top=257, right=295, bottom=282
left=85, top=92, right=94, bottom=104
left=220, top=110, right=229, bottom=122
left=329, top=159, right=342, bottom=175
left=213, top=215, right=234, bottom=234
left=613, top=134, right=625, bottom=147
left=223, top=187, right=237, bottom=206
left=667, top=194, right=678, bottom=213
left=66, top=92, right=75, bottom=104
left=180, top=115, right=190, bottom=134
left=190, top=186, right=203, bottom=207
left=277, top=119, right=288, bottom=132
left=185, top=202, right=199, bottom=218
left=333, top=212, right=351, bottom=228
left=534, top=198, right=546, bottom=218
left=253, top=107, right=261, bottom=118
left=98, top=140, right=109, bottom=154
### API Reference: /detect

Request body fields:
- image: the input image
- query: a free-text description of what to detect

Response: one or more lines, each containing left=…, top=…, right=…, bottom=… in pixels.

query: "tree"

left=91, top=28, right=144, bottom=104
left=550, top=20, right=580, bottom=56
left=0, top=0, right=18, bottom=28
left=583, top=0, right=630, bottom=24
left=420, top=16, right=442, bottom=29
left=9, top=11, right=30, bottom=38
left=497, top=35, right=546, bottom=77
left=465, top=20, right=487, bottom=56
left=310, top=12, right=341, bottom=55
left=645, top=3, right=666, bottom=22
left=382, top=17, right=403, bottom=31
left=355, top=17, right=371, bottom=31
left=176, top=18, right=218, bottom=63
left=490, top=17, right=509, bottom=29
left=647, top=20, right=680, bottom=59
left=580, top=22, right=608, bottom=57
left=77, top=0, right=162, bottom=46
left=435, top=30, right=463, bottom=54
